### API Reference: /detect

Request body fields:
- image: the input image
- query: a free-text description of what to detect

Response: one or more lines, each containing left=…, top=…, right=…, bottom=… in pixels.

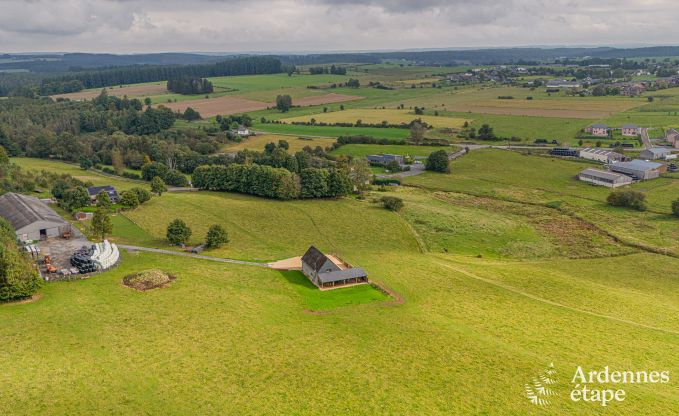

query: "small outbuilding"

left=301, top=246, right=368, bottom=289
left=0, top=192, right=69, bottom=241
left=579, top=148, right=626, bottom=163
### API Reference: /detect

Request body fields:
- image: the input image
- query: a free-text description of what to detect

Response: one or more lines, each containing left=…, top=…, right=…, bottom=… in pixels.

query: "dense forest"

left=37, top=56, right=283, bottom=95
left=167, top=77, right=214, bottom=95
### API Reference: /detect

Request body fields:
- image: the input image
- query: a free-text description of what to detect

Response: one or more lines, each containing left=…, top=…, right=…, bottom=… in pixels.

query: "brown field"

left=442, top=105, right=609, bottom=119
left=52, top=83, right=167, bottom=100
left=160, top=95, right=270, bottom=117
left=293, top=93, right=363, bottom=106
left=160, top=93, right=362, bottom=118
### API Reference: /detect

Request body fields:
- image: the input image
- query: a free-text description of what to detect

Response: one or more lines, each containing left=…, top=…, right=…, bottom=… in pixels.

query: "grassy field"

left=330, top=144, right=451, bottom=157
left=2, top=155, right=679, bottom=414
left=223, top=134, right=337, bottom=153
left=280, top=108, right=470, bottom=129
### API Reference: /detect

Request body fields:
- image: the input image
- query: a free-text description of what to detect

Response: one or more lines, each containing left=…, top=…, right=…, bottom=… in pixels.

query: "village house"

left=0, top=192, right=69, bottom=241
left=587, top=124, right=609, bottom=137
left=579, top=148, right=626, bottom=163
left=87, top=185, right=119, bottom=204
left=665, top=128, right=679, bottom=148
left=546, top=79, right=582, bottom=88
left=301, top=246, right=368, bottom=289
left=621, top=124, right=641, bottom=137
left=367, top=154, right=405, bottom=166
left=610, top=160, right=665, bottom=180
left=578, top=168, right=633, bottom=188
left=236, top=125, right=251, bottom=137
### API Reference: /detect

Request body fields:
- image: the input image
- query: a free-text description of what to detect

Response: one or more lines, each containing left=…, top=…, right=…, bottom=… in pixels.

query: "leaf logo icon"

left=525, top=363, right=559, bottom=406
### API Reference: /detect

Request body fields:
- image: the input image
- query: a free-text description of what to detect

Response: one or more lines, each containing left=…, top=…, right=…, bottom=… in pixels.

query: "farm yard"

left=4, top=56, right=679, bottom=415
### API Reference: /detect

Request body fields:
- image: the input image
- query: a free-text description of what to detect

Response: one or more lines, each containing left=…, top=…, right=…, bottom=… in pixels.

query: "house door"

left=40, top=229, right=47, bottom=240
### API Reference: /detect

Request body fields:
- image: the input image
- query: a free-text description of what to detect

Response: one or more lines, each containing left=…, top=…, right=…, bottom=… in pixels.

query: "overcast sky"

left=1, top=0, right=678, bottom=53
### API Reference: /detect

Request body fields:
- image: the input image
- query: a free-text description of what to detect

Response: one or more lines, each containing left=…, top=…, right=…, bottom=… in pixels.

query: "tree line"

left=38, top=56, right=283, bottom=95
left=167, top=77, right=214, bottom=95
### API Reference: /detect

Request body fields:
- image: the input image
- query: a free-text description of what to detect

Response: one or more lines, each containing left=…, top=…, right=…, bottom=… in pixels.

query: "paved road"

left=118, top=245, right=270, bottom=268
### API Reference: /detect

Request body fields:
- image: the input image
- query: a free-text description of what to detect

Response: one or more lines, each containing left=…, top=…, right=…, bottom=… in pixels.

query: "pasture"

left=280, top=108, right=470, bottom=129
left=223, top=134, right=337, bottom=153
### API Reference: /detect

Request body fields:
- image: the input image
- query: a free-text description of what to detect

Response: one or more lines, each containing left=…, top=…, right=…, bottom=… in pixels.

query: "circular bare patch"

left=123, top=269, right=176, bottom=291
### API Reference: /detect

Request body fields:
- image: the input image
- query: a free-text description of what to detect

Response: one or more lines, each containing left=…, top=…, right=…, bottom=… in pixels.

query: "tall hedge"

left=192, top=164, right=300, bottom=200
left=0, top=218, right=42, bottom=302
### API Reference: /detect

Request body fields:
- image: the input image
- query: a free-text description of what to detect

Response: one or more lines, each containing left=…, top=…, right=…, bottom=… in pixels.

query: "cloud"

left=0, top=0, right=677, bottom=52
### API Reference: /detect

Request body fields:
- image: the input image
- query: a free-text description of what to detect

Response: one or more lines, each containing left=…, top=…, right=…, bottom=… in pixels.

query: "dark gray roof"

left=318, top=268, right=367, bottom=284
left=301, top=246, right=331, bottom=273
left=644, top=147, right=671, bottom=155
left=623, top=124, right=640, bottom=129
left=591, top=124, right=608, bottom=128
left=0, top=192, right=67, bottom=231
left=612, top=160, right=663, bottom=171
left=579, top=168, right=629, bottom=181
left=87, top=185, right=118, bottom=197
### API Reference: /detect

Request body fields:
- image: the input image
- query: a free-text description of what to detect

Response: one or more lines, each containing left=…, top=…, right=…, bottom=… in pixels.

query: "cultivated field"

left=159, top=95, right=270, bottom=117
left=281, top=108, right=469, bottom=129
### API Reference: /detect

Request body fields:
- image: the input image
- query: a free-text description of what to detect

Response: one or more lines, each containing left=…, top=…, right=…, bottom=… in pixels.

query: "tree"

left=276, top=94, right=292, bottom=112
left=119, top=190, right=140, bottom=208
left=410, top=121, right=426, bottom=145
left=111, top=147, right=124, bottom=175
left=151, top=176, right=167, bottom=196
left=477, top=124, right=496, bottom=140
left=206, top=224, right=229, bottom=248
left=62, top=186, right=91, bottom=211
left=130, top=187, right=151, bottom=204
left=183, top=107, right=201, bottom=121
left=141, top=162, right=169, bottom=181
left=167, top=219, right=192, bottom=245
left=79, top=156, right=92, bottom=170
left=347, top=158, right=372, bottom=194
left=144, top=97, right=152, bottom=106
left=426, top=150, right=450, bottom=173
left=672, top=199, right=679, bottom=217
left=380, top=196, right=404, bottom=211
left=346, top=78, right=360, bottom=88
left=91, top=209, right=113, bottom=241
left=0, top=218, right=43, bottom=302
left=607, top=189, right=646, bottom=211
left=96, top=191, right=112, bottom=210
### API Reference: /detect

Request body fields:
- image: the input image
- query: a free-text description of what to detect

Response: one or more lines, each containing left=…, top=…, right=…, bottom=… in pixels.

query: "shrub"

left=380, top=196, right=404, bottom=212
left=607, top=189, right=646, bottom=211
left=119, top=190, right=140, bottom=208
left=0, top=218, right=43, bottom=302
left=672, top=199, right=679, bottom=217
left=425, top=150, right=450, bottom=173
left=206, top=225, right=229, bottom=248
left=130, top=187, right=151, bottom=204
left=151, top=176, right=167, bottom=196
left=167, top=219, right=192, bottom=245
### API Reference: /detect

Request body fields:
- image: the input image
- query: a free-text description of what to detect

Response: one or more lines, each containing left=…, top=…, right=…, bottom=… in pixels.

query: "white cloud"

left=0, top=0, right=677, bottom=52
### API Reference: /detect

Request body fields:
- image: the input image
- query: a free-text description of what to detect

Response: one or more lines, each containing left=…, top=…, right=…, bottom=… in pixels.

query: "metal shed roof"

left=612, top=160, right=663, bottom=171
left=318, top=268, right=367, bottom=284
left=0, top=192, right=67, bottom=231
left=579, top=168, right=628, bottom=181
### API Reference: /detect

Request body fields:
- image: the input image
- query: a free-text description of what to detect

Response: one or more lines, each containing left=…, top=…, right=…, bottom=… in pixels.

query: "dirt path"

left=435, top=261, right=679, bottom=336
left=118, top=245, right=270, bottom=267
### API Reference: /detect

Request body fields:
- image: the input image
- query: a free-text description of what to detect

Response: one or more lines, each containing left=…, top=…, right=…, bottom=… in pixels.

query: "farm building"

left=237, top=126, right=250, bottom=137
left=610, top=160, right=665, bottom=180
left=665, top=128, right=679, bottom=147
left=546, top=79, right=581, bottom=88
left=587, top=124, right=609, bottom=137
left=640, top=147, right=672, bottom=160
left=0, top=192, right=69, bottom=241
left=87, top=185, right=119, bottom=203
left=367, top=154, right=405, bottom=166
left=578, top=168, right=633, bottom=188
left=622, top=124, right=641, bottom=137
left=579, top=148, right=626, bottom=163
left=301, top=246, right=368, bottom=289
left=550, top=148, right=579, bottom=157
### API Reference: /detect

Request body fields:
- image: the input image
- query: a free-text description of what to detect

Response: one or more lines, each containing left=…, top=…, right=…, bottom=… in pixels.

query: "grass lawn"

left=331, top=144, right=451, bottom=157
left=253, top=122, right=411, bottom=139
left=10, top=158, right=141, bottom=191
left=3, top=150, right=679, bottom=414
left=223, top=134, right=337, bottom=153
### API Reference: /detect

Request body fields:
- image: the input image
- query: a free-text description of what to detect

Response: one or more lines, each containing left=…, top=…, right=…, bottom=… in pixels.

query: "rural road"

left=118, top=245, right=270, bottom=268
left=640, top=128, right=651, bottom=149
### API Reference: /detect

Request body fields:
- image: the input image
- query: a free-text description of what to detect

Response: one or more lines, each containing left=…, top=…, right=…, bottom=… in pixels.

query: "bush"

left=425, top=150, right=450, bottom=173
left=380, top=196, right=404, bottom=211
left=672, top=199, right=679, bottom=217
left=607, top=189, right=646, bottom=211
left=0, top=218, right=43, bottom=302
left=206, top=225, right=229, bottom=248
left=164, top=170, right=189, bottom=187
left=130, top=187, right=151, bottom=204
left=119, top=190, right=140, bottom=208
left=167, top=219, right=192, bottom=245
